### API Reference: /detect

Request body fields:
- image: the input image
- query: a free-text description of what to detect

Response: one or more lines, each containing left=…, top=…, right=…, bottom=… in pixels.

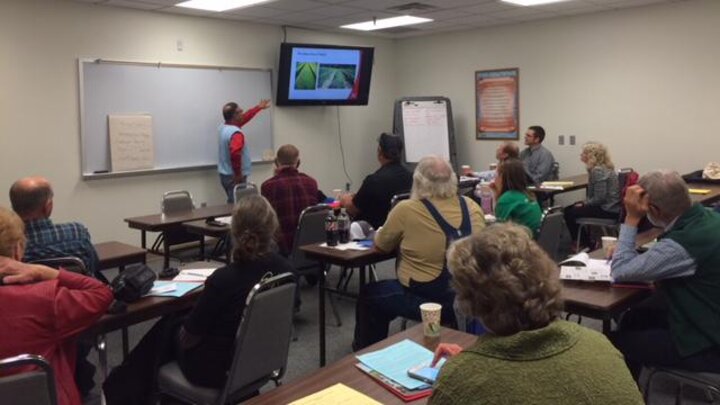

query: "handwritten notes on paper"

left=108, top=115, right=154, bottom=171
left=402, top=101, right=450, bottom=162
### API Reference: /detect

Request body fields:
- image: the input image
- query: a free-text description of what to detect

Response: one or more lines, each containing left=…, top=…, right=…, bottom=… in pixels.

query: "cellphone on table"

left=407, top=364, right=441, bottom=385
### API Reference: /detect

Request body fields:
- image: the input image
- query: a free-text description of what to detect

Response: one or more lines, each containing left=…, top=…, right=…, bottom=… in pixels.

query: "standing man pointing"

left=218, top=99, right=271, bottom=202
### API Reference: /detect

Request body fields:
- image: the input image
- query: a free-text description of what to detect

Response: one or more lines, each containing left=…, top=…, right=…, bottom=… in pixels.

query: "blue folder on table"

left=356, top=339, right=439, bottom=390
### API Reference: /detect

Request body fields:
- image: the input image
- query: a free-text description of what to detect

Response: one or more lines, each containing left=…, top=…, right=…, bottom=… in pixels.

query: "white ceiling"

left=70, top=0, right=689, bottom=38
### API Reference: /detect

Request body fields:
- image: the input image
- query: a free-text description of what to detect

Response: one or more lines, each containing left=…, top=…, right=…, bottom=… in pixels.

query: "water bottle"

left=477, top=183, right=495, bottom=215
left=337, top=208, right=350, bottom=244
left=325, top=209, right=338, bottom=246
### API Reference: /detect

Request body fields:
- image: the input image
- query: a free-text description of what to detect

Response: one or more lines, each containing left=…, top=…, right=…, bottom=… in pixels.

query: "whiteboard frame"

left=78, top=58, right=274, bottom=181
left=393, top=96, right=458, bottom=176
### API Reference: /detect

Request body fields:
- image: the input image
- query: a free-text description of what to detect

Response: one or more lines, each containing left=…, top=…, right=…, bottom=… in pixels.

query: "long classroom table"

left=124, top=204, right=233, bottom=267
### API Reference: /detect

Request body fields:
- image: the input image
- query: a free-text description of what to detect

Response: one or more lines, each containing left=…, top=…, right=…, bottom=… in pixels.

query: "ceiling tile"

left=227, top=6, right=291, bottom=18
left=105, top=0, right=165, bottom=10
left=262, top=0, right=326, bottom=12
left=419, top=0, right=494, bottom=8
left=297, top=4, right=366, bottom=17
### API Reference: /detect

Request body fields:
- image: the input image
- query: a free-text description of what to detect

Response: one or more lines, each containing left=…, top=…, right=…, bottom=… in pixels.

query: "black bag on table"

left=110, top=264, right=157, bottom=303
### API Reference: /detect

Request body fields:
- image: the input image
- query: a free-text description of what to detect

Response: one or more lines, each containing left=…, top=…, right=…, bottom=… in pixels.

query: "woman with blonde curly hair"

left=429, top=224, right=642, bottom=404
left=564, top=142, right=621, bottom=249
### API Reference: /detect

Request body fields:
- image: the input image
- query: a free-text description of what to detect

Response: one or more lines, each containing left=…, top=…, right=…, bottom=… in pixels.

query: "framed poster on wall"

left=475, top=68, right=519, bottom=140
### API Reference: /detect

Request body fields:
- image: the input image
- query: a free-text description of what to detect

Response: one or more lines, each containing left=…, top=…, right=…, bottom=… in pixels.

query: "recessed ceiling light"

left=175, top=0, right=274, bottom=12
left=501, top=0, right=571, bottom=5
left=341, top=15, right=433, bottom=31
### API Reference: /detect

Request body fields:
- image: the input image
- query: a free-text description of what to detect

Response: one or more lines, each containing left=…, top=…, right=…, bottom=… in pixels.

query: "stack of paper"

left=559, top=252, right=612, bottom=282
left=289, top=384, right=381, bottom=405
left=356, top=339, right=435, bottom=390
left=173, top=268, right=218, bottom=282
left=689, top=188, right=711, bottom=195
left=320, top=241, right=372, bottom=251
left=215, top=215, right=232, bottom=225
left=145, top=281, right=202, bottom=298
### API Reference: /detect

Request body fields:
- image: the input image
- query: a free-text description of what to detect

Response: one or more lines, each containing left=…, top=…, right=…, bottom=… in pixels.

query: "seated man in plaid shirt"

left=261, top=145, right=322, bottom=257
left=9, top=177, right=102, bottom=281
left=9, top=176, right=106, bottom=399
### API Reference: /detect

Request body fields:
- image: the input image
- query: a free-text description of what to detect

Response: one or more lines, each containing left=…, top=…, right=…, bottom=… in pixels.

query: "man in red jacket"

left=0, top=207, right=113, bottom=405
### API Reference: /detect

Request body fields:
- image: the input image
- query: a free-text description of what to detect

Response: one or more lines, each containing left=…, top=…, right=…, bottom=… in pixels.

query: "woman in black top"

left=104, top=195, right=294, bottom=404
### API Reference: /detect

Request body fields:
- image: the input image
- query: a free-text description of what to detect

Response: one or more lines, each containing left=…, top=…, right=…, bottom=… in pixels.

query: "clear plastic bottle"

left=476, top=183, right=495, bottom=215
left=325, top=209, right=338, bottom=246
left=337, top=208, right=350, bottom=244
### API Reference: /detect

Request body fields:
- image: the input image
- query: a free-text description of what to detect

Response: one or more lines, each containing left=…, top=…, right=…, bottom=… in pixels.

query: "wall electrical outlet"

left=569, top=135, right=576, bottom=145
left=558, top=135, right=565, bottom=145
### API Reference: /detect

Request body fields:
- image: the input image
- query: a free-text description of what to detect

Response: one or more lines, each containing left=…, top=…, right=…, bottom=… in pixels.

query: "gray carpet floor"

left=83, top=245, right=715, bottom=404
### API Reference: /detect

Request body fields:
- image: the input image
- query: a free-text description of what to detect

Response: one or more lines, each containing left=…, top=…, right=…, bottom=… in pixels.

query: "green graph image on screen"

left=294, top=62, right=318, bottom=90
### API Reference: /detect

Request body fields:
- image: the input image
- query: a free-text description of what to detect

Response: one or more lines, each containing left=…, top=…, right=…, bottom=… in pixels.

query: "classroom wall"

left=394, top=0, right=720, bottom=182
left=0, top=0, right=397, bottom=244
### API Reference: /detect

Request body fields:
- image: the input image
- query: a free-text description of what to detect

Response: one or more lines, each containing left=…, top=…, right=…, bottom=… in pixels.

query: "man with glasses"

left=520, top=125, right=556, bottom=185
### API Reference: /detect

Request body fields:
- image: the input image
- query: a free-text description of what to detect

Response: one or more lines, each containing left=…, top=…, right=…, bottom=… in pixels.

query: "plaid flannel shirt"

left=23, top=218, right=100, bottom=277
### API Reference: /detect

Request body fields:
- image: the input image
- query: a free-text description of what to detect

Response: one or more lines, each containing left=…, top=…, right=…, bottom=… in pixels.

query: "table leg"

left=122, top=327, right=129, bottom=358
left=141, top=230, right=146, bottom=249
left=602, top=318, right=611, bottom=335
left=163, top=233, right=170, bottom=269
left=199, top=236, right=205, bottom=260
left=97, top=335, right=108, bottom=379
left=359, top=265, right=366, bottom=293
left=319, top=263, right=327, bottom=367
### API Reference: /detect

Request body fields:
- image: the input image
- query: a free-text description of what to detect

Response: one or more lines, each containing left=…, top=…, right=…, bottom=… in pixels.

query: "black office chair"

left=158, top=273, right=297, bottom=405
left=288, top=204, right=342, bottom=326
left=152, top=190, right=201, bottom=267
left=644, top=367, right=720, bottom=404
left=536, top=206, right=565, bottom=263
left=232, top=182, right=258, bottom=204
left=29, top=256, right=88, bottom=276
left=0, top=354, right=57, bottom=405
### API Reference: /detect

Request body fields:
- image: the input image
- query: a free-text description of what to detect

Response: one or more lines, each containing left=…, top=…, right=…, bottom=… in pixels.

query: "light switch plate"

left=569, top=135, right=576, bottom=145
left=558, top=135, right=565, bottom=145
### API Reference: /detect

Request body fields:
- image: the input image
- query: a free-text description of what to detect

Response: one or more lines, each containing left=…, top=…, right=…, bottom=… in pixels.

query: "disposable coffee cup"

left=461, top=165, right=472, bottom=176
left=332, top=188, right=343, bottom=200
left=602, top=236, right=618, bottom=257
left=489, top=163, right=498, bottom=170
left=420, top=302, right=442, bottom=338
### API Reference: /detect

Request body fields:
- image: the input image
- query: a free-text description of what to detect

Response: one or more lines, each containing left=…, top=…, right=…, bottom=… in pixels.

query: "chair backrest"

left=29, top=256, right=88, bottom=276
left=161, top=190, right=194, bottom=215
left=536, top=206, right=565, bottom=262
left=617, top=167, right=636, bottom=221
left=218, top=273, right=297, bottom=404
left=288, top=204, right=330, bottom=272
left=390, top=192, right=410, bottom=209
left=233, top=183, right=258, bottom=204
left=550, top=161, right=560, bottom=181
left=0, top=354, right=57, bottom=405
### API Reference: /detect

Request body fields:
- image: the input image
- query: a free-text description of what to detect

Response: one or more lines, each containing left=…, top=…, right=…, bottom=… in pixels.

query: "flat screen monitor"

left=276, top=43, right=374, bottom=106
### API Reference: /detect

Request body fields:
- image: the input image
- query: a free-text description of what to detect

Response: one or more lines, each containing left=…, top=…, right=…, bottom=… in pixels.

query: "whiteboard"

left=79, top=59, right=273, bottom=178
left=402, top=100, right=450, bottom=162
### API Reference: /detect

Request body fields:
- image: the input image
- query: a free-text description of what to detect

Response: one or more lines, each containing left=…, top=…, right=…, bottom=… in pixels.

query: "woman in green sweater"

left=429, top=224, right=643, bottom=405
left=492, top=158, right=542, bottom=236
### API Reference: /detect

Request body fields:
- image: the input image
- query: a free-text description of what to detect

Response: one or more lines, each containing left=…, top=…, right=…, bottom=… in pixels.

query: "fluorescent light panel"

left=341, top=15, right=433, bottom=31
left=175, top=0, right=272, bottom=12
left=501, top=0, right=571, bottom=5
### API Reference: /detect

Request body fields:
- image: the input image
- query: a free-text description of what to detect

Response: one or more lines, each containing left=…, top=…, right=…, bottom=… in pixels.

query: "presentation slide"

left=288, top=47, right=362, bottom=101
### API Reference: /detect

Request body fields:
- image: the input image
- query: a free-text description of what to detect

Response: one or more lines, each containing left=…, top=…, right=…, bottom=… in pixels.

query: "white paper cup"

left=332, top=188, right=343, bottom=200
left=602, top=236, right=618, bottom=256
left=420, top=302, right=442, bottom=338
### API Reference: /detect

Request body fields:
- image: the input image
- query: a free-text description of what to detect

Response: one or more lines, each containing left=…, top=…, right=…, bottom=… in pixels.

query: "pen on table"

left=184, top=271, right=208, bottom=278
